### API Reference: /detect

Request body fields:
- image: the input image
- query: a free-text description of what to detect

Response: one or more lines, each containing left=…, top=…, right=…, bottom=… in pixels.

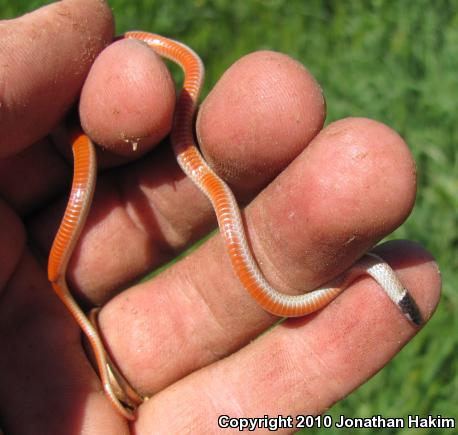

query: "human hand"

left=0, top=0, right=441, bottom=434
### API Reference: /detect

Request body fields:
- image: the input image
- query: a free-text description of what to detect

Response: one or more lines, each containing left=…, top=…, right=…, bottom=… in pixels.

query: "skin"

left=0, top=0, right=441, bottom=434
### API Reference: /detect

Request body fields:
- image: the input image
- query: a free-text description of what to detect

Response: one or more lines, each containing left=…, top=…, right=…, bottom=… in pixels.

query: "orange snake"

left=48, top=32, right=422, bottom=420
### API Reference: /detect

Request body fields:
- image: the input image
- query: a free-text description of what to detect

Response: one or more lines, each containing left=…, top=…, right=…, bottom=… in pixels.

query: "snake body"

left=48, top=32, right=422, bottom=419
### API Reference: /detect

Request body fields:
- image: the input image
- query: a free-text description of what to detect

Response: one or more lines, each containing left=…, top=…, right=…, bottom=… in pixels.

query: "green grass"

left=1, top=1, right=456, bottom=432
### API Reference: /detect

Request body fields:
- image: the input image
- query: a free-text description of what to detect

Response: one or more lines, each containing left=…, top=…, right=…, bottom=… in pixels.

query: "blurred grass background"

left=2, top=0, right=456, bottom=433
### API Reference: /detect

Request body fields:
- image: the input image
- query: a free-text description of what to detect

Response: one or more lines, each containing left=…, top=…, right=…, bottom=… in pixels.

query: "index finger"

left=134, top=241, right=440, bottom=433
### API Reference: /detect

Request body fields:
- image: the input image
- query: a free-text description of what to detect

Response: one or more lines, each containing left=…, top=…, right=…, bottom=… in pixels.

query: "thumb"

left=0, top=0, right=114, bottom=158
